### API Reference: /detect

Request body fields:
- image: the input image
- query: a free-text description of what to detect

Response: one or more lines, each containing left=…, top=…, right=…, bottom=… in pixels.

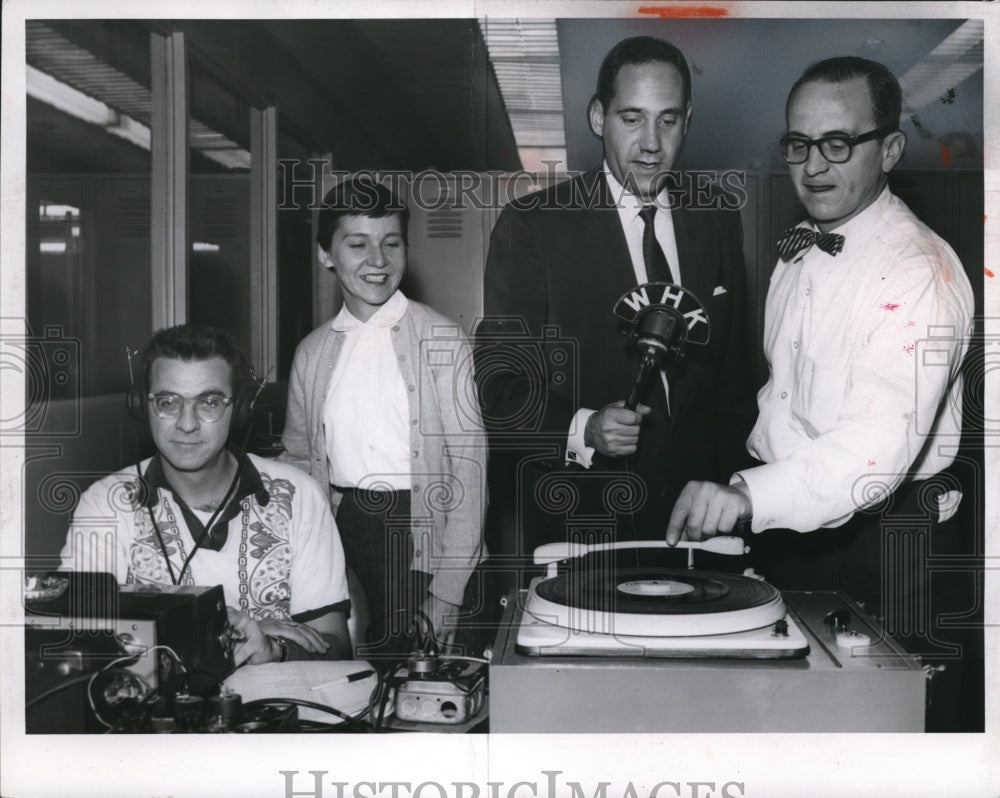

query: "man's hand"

left=227, top=608, right=280, bottom=666
left=584, top=401, right=651, bottom=457
left=256, top=617, right=330, bottom=655
left=419, top=593, right=460, bottom=648
left=665, top=479, right=753, bottom=546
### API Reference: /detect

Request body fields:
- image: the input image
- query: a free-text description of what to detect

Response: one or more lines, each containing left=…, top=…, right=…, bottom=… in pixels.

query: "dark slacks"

left=335, top=489, right=429, bottom=661
left=747, top=475, right=984, bottom=732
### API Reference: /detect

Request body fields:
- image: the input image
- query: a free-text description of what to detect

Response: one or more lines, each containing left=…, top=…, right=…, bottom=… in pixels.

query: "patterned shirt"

left=60, top=453, right=349, bottom=621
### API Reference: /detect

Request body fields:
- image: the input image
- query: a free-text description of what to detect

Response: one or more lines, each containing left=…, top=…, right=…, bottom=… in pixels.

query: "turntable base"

left=489, top=590, right=926, bottom=733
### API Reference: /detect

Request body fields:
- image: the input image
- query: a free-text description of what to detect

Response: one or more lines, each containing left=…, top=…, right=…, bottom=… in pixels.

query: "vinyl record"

left=535, top=567, right=777, bottom=615
left=526, top=567, right=786, bottom=637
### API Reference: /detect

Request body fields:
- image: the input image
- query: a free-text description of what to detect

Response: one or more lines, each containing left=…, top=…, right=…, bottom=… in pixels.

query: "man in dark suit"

left=475, top=36, right=756, bottom=565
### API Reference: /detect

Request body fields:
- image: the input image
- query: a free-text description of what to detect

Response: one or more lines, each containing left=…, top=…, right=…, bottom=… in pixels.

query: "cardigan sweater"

left=279, top=297, right=487, bottom=605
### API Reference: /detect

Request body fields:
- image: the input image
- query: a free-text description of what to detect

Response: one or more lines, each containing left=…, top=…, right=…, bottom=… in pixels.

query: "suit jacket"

left=475, top=169, right=756, bottom=552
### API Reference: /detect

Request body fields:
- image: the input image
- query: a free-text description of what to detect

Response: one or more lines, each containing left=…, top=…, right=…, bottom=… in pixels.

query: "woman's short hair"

left=316, top=176, right=409, bottom=251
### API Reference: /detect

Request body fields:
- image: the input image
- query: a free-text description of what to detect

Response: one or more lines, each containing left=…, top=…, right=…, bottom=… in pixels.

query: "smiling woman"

left=317, top=215, right=407, bottom=322
left=278, top=176, right=487, bottom=661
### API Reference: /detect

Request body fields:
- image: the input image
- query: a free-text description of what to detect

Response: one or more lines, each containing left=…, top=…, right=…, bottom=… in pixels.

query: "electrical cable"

left=25, top=672, right=99, bottom=709
left=86, top=646, right=182, bottom=727
left=242, top=697, right=371, bottom=733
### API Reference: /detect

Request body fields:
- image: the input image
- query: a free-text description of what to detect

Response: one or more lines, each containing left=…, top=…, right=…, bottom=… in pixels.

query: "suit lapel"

left=668, top=206, right=712, bottom=427
left=581, top=172, right=636, bottom=300
left=674, top=205, right=712, bottom=304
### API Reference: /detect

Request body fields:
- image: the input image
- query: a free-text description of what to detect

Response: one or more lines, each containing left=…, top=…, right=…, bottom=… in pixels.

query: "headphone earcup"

left=126, top=377, right=146, bottom=422
left=228, top=372, right=258, bottom=439
left=231, top=386, right=255, bottom=436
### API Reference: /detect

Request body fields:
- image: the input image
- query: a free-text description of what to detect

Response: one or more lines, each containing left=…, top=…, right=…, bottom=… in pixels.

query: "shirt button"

left=398, top=354, right=406, bottom=362
left=414, top=550, right=422, bottom=557
left=411, top=418, right=418, bottom=426
left=392, top=325, right=400, bottom=332
left=413, top=484, right=421, bottom=493
left=368, top=445, right=375, bottom=452
left=408, top=385, right=416, bottom=392
left=755, top=434, right=762, bottom=442
left=792, top=341, right=799, bottom=349
left=804, top=288, right=811, bottom=296
left=412, top=450, right=419, bottom=459
left=780, top=391, right=788, bottom=399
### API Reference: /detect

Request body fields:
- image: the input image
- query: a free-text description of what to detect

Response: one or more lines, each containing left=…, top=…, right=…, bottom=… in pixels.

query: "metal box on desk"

left=489, top=590, right=926, bottom=733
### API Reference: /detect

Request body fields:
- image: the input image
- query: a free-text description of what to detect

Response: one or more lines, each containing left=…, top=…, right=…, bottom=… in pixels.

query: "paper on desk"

left=223, top=660, right=379, bottom=724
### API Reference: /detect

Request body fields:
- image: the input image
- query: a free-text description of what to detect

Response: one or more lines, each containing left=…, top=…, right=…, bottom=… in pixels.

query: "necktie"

left=635, top=205, right=672, bottom=421
left=638, top=205, right=673, bottom=283
left=777, top=226, right=845, bottom=262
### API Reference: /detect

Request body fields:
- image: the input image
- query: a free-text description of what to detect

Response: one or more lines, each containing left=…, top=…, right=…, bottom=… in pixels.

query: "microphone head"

left=634, top=306, right=682, bottom=350
left=613, top=282, right=711, bottom=347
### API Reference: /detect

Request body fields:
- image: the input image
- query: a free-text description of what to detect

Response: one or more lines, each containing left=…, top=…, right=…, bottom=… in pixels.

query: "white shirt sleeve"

left=738, top=255, right=971, bottom=533
left=289, top=476, right=350, bottom=617
left=59, top=476, right=133, bottom=580
left=565, top=407, right=598, bottom=468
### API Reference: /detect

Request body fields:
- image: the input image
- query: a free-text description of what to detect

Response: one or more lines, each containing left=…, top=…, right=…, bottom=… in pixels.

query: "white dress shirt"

left=736, top=188, right=973, bottom=533
left=566, top=165, right=681, bottom=467
left=323, top=291, right=412, bottom=490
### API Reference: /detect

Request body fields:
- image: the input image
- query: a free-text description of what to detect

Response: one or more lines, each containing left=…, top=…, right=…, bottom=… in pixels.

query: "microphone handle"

left=625, top=348, right=659, bottom=411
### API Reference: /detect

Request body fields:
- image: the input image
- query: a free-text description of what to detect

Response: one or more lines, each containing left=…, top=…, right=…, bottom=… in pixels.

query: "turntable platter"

left=526, top=568, right=786, bottom=637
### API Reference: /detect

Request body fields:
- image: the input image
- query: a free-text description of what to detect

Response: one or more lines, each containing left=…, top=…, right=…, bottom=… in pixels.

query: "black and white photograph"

left=1, top=1, right=996, bottom=796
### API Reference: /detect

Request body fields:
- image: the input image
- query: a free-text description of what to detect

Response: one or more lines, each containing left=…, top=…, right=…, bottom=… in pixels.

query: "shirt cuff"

left=566, top=408, right=597, bottom=468
left=732, top=462, right=789, bottom=533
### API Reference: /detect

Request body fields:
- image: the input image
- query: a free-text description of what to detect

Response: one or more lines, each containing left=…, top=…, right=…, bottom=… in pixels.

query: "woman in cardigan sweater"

left=279, top=177, right=487, bottom=655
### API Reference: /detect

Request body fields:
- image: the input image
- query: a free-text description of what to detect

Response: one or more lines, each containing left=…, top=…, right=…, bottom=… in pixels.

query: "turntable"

left=516, top=538, right=809, bottom=658
left=489, top=539, right=928, bottom=732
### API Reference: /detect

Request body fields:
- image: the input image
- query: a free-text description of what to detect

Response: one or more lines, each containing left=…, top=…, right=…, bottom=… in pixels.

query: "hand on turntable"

left=665, top=479, right=752, bottom=546
left=584, top=400, right=652, bottom=456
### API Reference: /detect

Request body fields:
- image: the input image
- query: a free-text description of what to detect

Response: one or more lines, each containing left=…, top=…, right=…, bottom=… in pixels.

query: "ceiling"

left=559, top=17, right=983, bottom=171
left=26, top=16, right=983, bottom=175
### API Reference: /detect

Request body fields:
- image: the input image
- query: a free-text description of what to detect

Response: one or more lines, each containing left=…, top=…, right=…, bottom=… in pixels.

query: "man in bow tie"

left=666, top=56, right=974, bottom=619
left=476, top=36, right=757, bottom=563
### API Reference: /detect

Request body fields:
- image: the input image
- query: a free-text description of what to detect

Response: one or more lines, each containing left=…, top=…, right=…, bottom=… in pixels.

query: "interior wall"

left=25, top=167, right=984, bottom=562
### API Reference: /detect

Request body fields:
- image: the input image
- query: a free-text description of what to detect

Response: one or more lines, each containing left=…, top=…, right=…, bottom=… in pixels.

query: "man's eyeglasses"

left=148, top=393, right=233, bottom=422
left=778, top=126, right=894, bottom=164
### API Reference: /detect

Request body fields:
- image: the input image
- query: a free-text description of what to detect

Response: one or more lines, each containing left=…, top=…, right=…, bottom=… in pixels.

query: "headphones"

left=125, top=347, right=262, bottom=438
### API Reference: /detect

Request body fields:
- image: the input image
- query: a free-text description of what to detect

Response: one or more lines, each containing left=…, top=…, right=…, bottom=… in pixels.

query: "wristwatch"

left=267, top=635, right=288, bottom=663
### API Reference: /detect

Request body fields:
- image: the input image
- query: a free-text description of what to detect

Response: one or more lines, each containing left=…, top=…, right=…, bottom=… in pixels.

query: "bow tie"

left=777, top=226, right=845, bottom=262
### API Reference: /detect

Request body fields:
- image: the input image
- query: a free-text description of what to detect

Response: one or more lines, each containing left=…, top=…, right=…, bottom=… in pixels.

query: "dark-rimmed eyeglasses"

left=148, top=393, right=233, bottom=422
left=778, top=126, right=894, bottom=164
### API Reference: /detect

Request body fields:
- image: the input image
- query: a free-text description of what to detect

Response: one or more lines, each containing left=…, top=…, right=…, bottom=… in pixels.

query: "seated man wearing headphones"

left=60, top=324, right=352, bottom=666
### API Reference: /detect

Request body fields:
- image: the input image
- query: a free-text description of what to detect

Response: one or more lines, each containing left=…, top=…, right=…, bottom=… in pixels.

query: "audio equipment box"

left=393, top=652, right=487, bottom=725
left=25, top=572, right=236, bottom=733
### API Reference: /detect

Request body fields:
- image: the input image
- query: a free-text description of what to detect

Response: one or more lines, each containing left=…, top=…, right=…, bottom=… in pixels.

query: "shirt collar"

left=799, top=185, right=893, bottom=239
left=331, top=290, right=408, bottom=332
left=602, top=162, right=672, bottom=214
left=134, top=445, right=268, bottom=511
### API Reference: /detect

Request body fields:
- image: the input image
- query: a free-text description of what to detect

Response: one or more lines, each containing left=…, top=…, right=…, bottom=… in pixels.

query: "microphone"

left=613, top=282, right=711, bottom=411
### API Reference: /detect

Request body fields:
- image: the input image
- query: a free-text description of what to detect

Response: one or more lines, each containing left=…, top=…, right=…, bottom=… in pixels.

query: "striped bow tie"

left=777, top=226, right=845, bottom=262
